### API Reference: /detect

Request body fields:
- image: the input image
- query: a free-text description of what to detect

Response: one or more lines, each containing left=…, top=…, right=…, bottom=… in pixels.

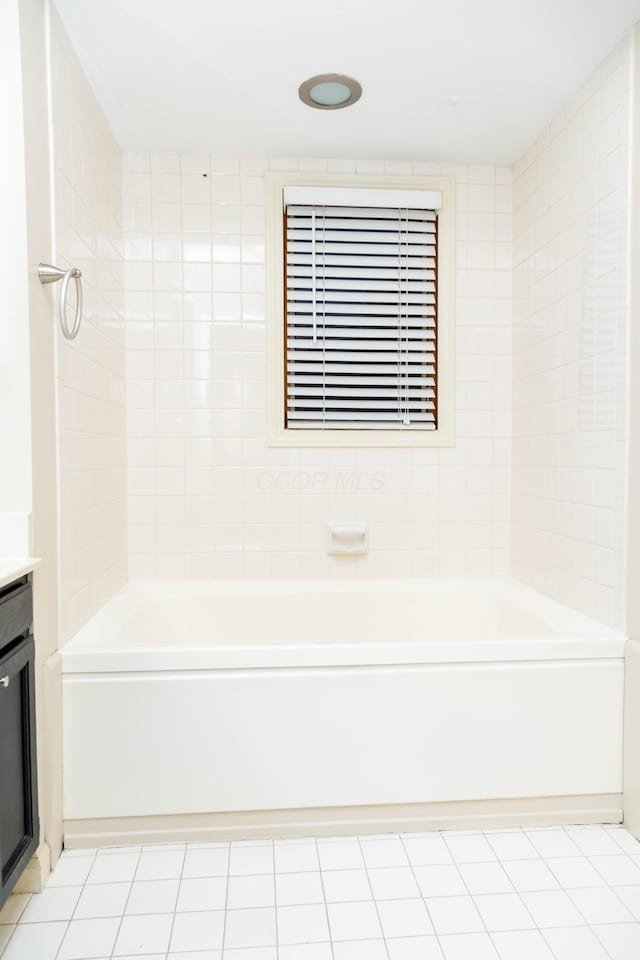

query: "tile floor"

left=2, top=825, right=640, bottom=959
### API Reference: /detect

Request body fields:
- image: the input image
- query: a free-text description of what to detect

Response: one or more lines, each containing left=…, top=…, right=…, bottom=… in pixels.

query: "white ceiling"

left=53, top=0, right=640, bottom=163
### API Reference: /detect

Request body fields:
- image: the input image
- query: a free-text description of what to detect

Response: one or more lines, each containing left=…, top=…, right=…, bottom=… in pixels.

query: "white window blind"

left=284, top=199, right=439, bottom=431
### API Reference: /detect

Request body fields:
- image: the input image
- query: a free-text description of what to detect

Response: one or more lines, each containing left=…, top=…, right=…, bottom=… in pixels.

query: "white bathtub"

left=61, top=578, right=625, bottom=846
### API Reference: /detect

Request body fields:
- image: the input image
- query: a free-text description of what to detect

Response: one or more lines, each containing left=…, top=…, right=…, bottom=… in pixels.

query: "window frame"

left=265, top=171, right=456, bottom=447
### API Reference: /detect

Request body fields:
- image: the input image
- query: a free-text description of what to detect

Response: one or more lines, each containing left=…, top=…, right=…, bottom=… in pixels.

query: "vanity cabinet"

left=0, top=578, right=38, bottom=911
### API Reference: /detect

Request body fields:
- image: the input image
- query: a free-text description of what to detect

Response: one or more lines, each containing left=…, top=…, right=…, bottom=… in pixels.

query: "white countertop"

left=0, top=558, right=41, bottom=590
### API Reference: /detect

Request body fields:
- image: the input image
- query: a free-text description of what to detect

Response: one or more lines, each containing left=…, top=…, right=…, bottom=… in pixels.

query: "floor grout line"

left=314, top=837, right=336, bottom=960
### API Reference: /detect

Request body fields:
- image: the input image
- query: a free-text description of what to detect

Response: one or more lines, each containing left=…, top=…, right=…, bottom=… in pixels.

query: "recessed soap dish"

left=327, top=521, right=369, bottom=556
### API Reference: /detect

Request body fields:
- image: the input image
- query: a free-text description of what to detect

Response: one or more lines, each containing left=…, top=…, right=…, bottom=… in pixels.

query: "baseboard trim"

left=63, top=794, right=623, bottom=848
left=13, top=844, right=50, bottom=894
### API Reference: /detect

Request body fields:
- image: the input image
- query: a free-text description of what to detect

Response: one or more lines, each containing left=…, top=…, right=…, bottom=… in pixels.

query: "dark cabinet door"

left=0, top=625, right=38, bottom=910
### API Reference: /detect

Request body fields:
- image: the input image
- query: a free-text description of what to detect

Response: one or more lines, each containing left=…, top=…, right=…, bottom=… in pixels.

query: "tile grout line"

left=398, top=831, right=444, bottom=956
left=270, top=840, right=279, bottom=960
left=161, top=841, right=189, bottom=960
left=313, top=837, right=336, bottom=960
left=213, top=842, right=231, bottom=958
left=104, top=844, right=145, bottom=959
left=355, top=835, right=393, bottom=960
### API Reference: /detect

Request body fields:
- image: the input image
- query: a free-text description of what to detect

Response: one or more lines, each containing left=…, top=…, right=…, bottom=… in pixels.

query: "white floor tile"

left=360, top=837, right=408, bottom=868
left=175, top=876, right=226, bottom=912
left=491, top=929, right=555, bottom=960
left=425, top=895, right=484, bottom=935
left=386, top=935, right=444, bottom=959
left=277, top=903, right=329, bottom=944
left=274, top=842, right=319, bottom=874
left=519, top=890, right=584, bottom=928
left=589, top=855, right=640, bottom=885
left=524, top=829, right=579, bottom=859
left=414, top=864, right=467, bottom=898
left=59, top=848, right=99, bottom=858
left=546, top=855, right=605, bottom=888
left=75, top=881, right=131, bottom=919
left=501, top=859, right=559, bottom=892
left=99, top=845, right=141, bottom=856
left=228, top=845, right=274, bottom=877
left=226, top=874, right=274, bottom=909
left=135, top=849, right=184, bottom=881
left=223, top=906, right=276, bottom=948
left=473, top=892, right=534, bottom=932
left=169, top=952, right=221, bottom=960
left=458, top=862, right=513, bottom=894
left=58, top=917, right=120, bottom=959
left=47, top=856, right=95, bottom=887
left=87, top=852, right=139, bottom=885
left=169, top=909, right=225, bottom=951
left=542, top=926, right=610, bottom=960
left=332, top=939, right=388, bottom=959
left=278, top=944, right=331, bottom=960
left=327, top=900, right=382, bottom=940
left=402, top=836, right=453, bottom=866
left=116, top=955, right=164, bottom=960
left=2, top=921, right=67, bottom=960
left=485, top=832, right=539, bottom=862
left=0, top=925, right=15, bottom=956
left=113, top=913, right=173, bottom=955
left=318, top=840, right=365, bottom=871
left=376, top=897, right=433, bottom=937
left=182, top=847, right=229, bottom=879
left=17, top=885, right=81, bottom=924
left=368, top=866, right=420, bottom=900
left=127, top=878, right=180, bottom=914
left=564, top=825, right=624, bottom=856
left=614, top=885, right=640, bottom=920
left=0, top=894, right=31, bottom=925
left=445, top=835, right=497, bottom=864
left=568, top=886, right=634, bottom=924
left=322, top=869, right=372, bottom=903
left=17, top=824, right=640, bottom=960
left=592, top=923, right=640, bottom=960
left=607, top=828, right=640, bottom=856
left=276, top=871, right=324, bottom=906
left=438, top=932, right=500, bottom=959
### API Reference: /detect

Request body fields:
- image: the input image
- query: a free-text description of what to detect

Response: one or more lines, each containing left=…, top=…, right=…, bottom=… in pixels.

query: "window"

left=266, top=173, right=455, bottom=447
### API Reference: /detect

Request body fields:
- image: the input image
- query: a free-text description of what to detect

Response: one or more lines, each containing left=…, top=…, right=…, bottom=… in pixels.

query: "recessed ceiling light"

left=299, top=73, right=362, bottom=110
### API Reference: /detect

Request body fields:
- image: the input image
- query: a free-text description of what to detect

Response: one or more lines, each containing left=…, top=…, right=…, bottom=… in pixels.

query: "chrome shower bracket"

left=38, top=262, right=83, bottom=340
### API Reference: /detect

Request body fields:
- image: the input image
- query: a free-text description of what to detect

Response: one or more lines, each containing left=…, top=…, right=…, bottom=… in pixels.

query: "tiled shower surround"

left=51, top=12, right=127, bottom=641
left=123, top=157, right=513, bottom=581
left=512, top=38, right=631, bottom=627
left=48, top=14, right=633, bottom=632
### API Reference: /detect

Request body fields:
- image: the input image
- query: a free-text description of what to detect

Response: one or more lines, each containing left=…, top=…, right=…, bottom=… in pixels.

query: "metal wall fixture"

left=37, top=262, right=83, bottom=340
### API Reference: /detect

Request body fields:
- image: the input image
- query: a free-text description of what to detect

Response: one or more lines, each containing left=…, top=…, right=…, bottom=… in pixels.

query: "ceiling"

left=53, top=0, right=640, bottom=163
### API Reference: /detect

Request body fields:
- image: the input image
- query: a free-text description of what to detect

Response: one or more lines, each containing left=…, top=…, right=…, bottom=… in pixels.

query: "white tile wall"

left=50, top=12, right=127, bottom=639
left=511, top=38, right=631, bottom=627
left=123, top=156, right=512, bottom=579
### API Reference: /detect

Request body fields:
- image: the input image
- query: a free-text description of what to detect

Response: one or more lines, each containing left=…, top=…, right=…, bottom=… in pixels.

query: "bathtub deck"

left=60, top=577, right=625, bottom=673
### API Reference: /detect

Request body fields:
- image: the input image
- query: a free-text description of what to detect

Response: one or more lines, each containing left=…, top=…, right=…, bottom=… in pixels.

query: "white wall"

left=50, top=10, right=127, bottom=640
left=124, top=156, right=512, bottom=579
left=511, top=38, right=631, bottom=628
left=0, top=0, right=33, bottom=541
